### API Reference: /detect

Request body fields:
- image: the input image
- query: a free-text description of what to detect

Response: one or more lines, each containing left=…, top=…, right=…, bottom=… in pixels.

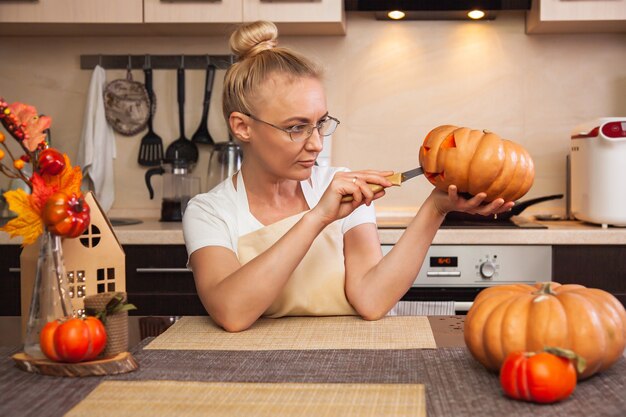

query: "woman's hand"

left=310, top=170, right=394, bottom=226
left=430, top=185, right=515, bottom=217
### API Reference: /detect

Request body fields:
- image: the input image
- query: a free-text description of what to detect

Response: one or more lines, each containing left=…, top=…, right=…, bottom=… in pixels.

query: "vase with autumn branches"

left=0, top=98, right=91, bottom=358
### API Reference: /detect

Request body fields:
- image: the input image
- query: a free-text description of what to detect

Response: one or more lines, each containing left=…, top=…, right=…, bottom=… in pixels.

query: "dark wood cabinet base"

left=553, top=245, right=626, bottom=307
left=3, top=244, right=625, bottom=318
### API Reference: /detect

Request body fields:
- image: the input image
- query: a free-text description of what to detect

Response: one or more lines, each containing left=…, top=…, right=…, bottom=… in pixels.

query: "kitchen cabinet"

left=0, top=0, right=345, bottom=36
left=3, top=242, right=624, bottom=320
left=125, top=243, right=626, bottom=317
left=0, top=0, right=143, bottom=23
left=143, top=0, right=242, bottom=24
left=526, top=0, right=626, bottom=33
left=243, top=0, right=345, bottom=35
left=144, top=0, right=345, bottom=35
left=552, top=245, right=626, bottom=306
left=0, top=245, right=21, bottom=316
left=124, top=245, right=207, bottom=316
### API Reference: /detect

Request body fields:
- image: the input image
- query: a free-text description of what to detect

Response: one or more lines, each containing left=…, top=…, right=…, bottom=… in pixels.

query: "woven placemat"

left=2, top=344, right=625, bottom=417
left=145, top=315, right=436, bottom=351
left=63, top=380, right=425, bottom=417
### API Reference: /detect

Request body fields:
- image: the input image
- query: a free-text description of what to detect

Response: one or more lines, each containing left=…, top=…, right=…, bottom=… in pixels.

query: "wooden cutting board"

left=12, top=351, right=138, bottom=377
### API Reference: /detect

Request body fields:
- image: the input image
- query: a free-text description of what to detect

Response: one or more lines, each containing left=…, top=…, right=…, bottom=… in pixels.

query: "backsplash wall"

left=0, top=12, right=624, bottom=217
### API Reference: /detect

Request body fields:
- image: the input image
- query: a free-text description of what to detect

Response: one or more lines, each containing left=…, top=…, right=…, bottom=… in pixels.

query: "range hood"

left=345, top=0, right=531, bottom=20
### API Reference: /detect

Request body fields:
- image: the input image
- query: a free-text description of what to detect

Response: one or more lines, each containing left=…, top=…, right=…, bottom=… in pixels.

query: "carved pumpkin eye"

left=424, top=146, right=431, bottom=152
left=441, top=133, right=457, bottom=149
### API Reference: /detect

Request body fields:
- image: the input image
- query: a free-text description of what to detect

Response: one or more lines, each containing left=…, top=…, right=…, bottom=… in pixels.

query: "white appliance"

left=570, top=118, right=626, bottom=227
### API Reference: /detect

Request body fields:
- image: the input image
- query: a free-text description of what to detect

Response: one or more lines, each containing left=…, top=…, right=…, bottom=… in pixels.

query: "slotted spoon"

left=138, top=66, right=164, bottom=166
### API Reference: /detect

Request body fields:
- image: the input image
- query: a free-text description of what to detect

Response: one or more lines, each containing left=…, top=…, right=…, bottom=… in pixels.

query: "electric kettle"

left=206, top=136, right=243, bottom=191
left=145, top=157, right=200, bottom=222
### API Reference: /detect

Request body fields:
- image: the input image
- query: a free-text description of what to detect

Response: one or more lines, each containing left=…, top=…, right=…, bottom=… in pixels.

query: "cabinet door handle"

left=160, top=0, right=221, bottom=3
left=136, top=268, right=191, bottom=274
left=9, top=267, right=21, bottom=273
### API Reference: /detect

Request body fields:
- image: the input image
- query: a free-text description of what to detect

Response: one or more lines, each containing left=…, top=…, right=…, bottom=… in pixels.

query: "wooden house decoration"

left=20, top=192, right=126, bottom=333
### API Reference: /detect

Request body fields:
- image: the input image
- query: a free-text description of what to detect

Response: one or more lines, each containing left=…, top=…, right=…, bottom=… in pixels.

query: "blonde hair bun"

left=222, top=20, right=322, bottom=128
left=230, top=21, right=278, bottom=60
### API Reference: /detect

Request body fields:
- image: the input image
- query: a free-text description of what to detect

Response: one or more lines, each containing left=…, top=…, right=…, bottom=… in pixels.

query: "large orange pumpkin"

left=464, top=282, right=626, bottom=379
left=419, top=125, right=534, bottom=202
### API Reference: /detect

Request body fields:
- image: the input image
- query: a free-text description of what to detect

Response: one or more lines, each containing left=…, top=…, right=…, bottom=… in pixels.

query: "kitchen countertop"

left=378, top=217, right=626, bottom=245
left=74, top=216, right=626, bottom=245
left=1, top=216, right=625, bottom=246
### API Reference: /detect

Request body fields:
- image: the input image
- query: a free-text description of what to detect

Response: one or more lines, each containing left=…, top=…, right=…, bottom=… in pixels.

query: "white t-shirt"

left=183, top=166, right=377, bottom=257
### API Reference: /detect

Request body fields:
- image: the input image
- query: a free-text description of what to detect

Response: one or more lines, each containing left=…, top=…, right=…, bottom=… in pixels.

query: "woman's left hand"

left=430, top=185, right=515, bottom=217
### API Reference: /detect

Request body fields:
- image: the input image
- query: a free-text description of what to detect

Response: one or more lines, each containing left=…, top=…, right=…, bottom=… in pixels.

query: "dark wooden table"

left=1, top=316, right=624, bottom=417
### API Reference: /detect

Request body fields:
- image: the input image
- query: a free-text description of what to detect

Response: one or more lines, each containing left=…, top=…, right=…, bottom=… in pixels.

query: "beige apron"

left=236, top=174, right=357, bottom=318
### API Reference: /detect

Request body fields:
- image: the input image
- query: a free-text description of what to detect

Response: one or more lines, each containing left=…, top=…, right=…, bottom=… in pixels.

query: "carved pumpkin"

left=464, top=282, right=626, bottom=380
left=418, top=125, right=534, bottom=202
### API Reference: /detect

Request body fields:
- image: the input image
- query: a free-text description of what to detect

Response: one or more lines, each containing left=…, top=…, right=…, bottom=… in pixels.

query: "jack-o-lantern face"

left=419, top=125, right=534, bottom=202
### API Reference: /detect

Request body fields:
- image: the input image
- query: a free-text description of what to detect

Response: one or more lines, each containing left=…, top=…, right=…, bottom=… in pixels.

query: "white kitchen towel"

left=76, top=65, right=116, bottom=212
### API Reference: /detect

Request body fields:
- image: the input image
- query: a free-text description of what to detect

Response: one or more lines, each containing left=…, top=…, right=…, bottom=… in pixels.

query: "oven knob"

left=479, top=261, right=496, bottom=279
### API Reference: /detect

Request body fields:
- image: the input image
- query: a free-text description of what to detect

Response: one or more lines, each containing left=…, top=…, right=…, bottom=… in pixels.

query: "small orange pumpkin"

left=464, top=282, right=626, bottom=379
left=419, top=125, right=534, bottom=202
left=42, top=191, right=90, bottom=238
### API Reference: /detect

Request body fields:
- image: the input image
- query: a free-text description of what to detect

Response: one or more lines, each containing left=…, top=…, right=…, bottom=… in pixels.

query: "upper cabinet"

left=526, top=0, right=626, bottom=33
left=243, top=0, right=345, bottom=35
left=0, top=0, right=345, bottom=36
left=0, top=0, right=143, bottom=23
left=143, top=0, right=242, bottom=24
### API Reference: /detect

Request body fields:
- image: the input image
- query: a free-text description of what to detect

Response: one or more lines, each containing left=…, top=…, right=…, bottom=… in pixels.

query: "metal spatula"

left=138, top=66, right=164, bottom=166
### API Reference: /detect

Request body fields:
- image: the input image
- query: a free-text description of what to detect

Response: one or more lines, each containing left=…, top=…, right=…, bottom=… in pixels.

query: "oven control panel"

left=380, top=245, right=552, bottom=287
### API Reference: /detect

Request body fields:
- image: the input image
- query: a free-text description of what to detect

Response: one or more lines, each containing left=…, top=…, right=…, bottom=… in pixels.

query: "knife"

left=341, top=167, right=424, bottom=203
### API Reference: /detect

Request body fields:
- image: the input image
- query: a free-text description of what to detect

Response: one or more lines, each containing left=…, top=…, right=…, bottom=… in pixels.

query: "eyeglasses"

left=244, top=113, right=340, bottom=143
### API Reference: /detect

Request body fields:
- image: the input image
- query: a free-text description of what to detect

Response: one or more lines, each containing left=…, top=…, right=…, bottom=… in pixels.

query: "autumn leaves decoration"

left=0, top=99, right=90, bottom=244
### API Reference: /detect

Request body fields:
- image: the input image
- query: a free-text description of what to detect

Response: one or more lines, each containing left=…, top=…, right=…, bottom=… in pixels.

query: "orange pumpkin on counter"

left=419, top=125, right=534, bottom=202
left=464, top=282, right=626, bottom=380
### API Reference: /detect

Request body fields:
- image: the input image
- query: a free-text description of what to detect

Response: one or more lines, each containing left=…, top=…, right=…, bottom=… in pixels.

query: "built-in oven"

left=379, top=209, right=555, bottom=315
left=382, top=244, right=552, bottom=314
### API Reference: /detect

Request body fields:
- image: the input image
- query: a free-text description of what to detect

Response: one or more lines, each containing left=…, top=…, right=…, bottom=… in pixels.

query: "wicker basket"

left=83, top=292, right=129, bottom=357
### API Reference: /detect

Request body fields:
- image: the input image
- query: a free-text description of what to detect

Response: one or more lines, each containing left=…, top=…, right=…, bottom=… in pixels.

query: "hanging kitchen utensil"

left=191, top=59, right=217, bottom=146
left=138, top=57, right=164, bottom=166
left=165, top=56, right=199, bottom=164
left=103, top=56, right=151, bottom=136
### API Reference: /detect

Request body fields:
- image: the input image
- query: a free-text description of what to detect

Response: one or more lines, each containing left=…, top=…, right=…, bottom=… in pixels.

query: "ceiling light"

left=387, top=10, right=406, bottom=20
left=467, top=10, right=486, bottom=19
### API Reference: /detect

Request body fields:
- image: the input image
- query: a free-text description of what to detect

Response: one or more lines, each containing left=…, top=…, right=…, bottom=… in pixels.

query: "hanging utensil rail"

left=80, top=54, right=234, bottom=70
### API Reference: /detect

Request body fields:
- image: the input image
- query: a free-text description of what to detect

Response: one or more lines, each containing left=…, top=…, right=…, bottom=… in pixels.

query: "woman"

left=183, top=21, right=513, bottom=332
